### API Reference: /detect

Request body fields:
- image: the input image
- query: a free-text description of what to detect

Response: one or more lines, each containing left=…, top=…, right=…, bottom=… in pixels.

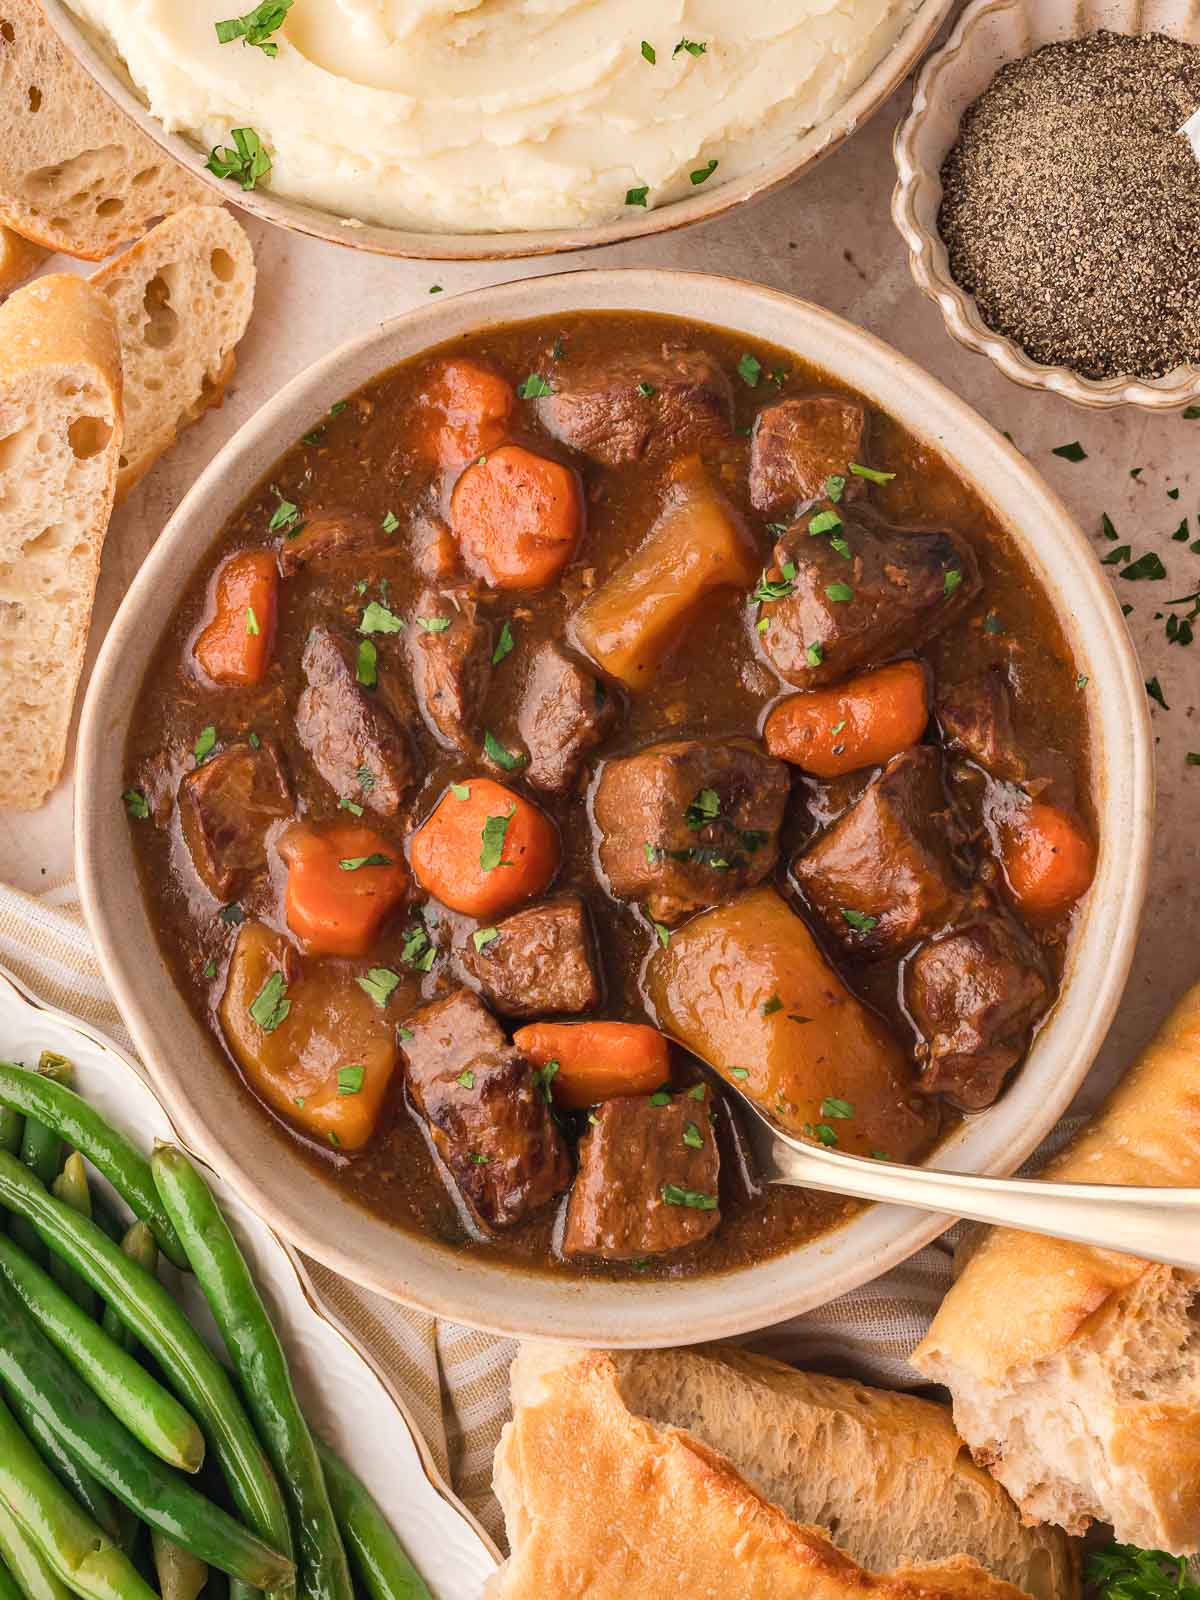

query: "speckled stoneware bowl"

left=76, top=270, right=1153, bottom=1345
left=41, top=0, right=954, bottom=261
left=893, top=0, right=1200, bottom=409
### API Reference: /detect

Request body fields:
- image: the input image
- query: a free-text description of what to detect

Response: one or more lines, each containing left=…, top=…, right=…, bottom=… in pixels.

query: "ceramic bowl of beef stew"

left=76, top=270, right=1152, bottom=1344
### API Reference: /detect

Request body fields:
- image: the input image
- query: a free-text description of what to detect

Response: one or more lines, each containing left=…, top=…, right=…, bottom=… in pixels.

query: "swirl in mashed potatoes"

left=66, top=0, right=922, bottom=233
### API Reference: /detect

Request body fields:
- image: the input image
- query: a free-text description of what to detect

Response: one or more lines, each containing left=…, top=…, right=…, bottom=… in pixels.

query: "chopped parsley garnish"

left=356, top=639, right=377, bottom=688
left=848, top=462, right=895, bottom=484
left=382, top=510, right=400, bottom=534
left=640, top=39, right=656, bottom=63
left=752, top=564, right=797, bottom=603
left=480, top=806, right=516, bottom=872
left=473, top=927, right=500, bottom=953
left=302, top=428, right=325, bottom=447
left=122, top=788, right=149, bottom=820
left=1052, top=440, right=1087, bottom=461
left=450, top=782, right=471, bottom=801
left=625, top=186, right=650, bottom=207
left=674, top=37, right=707, bottom=56
left=534, top=1059, right=560, bottom=1104
left=1121, top=552, right=1167, bottom=581
left=218, top=903, right=246, bottom=925
left=760, top=994, right=783, bottom=1017
left=267, top=486, right=301, bottom=533
left=356, top=968, right=400, bottom=1008
left=249, top=972, right=289, bottom=1033
left=1076, top=673, right=1089, bottom=690
left=944, top=568, right=963, bottom=597
left=398, top=1026, right=414, bottom=1042
left=1086, top=1543, right=1200, bottom=1600
left=821, top=1097, right=855, bottom=1120
left=359, top=601, right=404, bottom=634
left=685, top=787, right=722, bottom=830
left=983, top=611, right=1003, bottom=634
left=825, top=582, right=854, bottom=603
left=687, top=1084, right=707, bottom=1102
left=429, top=285, right=443, bottom=295
left=690, top=159, right=718, bottom=186
left=193, top=726, right=217, bottom=765
left=339, top=853, right=393, bottom=871
left=206, top=127, right=272, bottom=190
left=637, top=381, right=657, bottom=398
left=805, top=643, right=823, bottom=667
left=825, top=473, right=846, bottom=502
left=215, top=1, right=292, bottom=54
left=245, top=606, right=260, bottom=636
left=330, top=401, right=347, bottom=418
left=517, top=373, right=554, bottom=399
left=682, top=1121, right=704, bottom=1149
left=339, top=797, right=364, bottom=817
left=841, top=908, right=879, bottom=932
left=805, top=1122, right=839, bottom=1147
left=650, top=1090, right=672, bottom=1106
left=248, top=732, right=261, bottom=748
left=470, top=1152, right=489, bottom=1166
left=808, top=509, right=842, bottom=536
left=1147, top=676, right=1170, bottom=710
left=401, top=925, right=436, bottom=972
left=661, top=1184, right=717, bottom=1210
left=730, top=1067, right=749, bottom=1080
left=203, top=960, right=218, bottom=979
left=457, top=1070, right=476, bottom=1089
left=492, top=620, right=515, bottom=665
left=483, top=730, right=527, bottom=771
left=737, top=353, right=762, bottom=387
left=416, top=616, right=452, bottom=634
left=356, top=765, right=376, bottom=793
left=647, top=909, right=671, bottom=948
left=337, top=1065, right=365, bottom=1097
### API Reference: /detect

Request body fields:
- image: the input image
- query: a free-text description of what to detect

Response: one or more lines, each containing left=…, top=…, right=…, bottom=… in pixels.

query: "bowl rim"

left=892, top=0, right=1200, bottom=411
left=41, top=0, right=955, bottom=262
left=75, top=267, right=1154, bottom=1345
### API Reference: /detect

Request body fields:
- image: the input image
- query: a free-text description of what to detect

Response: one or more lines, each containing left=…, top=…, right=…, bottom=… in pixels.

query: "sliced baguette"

left=0, top=222, right=45, bottom=295
left=0, top=273, right=122, bottom=809
left=0, top=0, right=212, bottom=260
left=91, top=206, right=255, bottom=500
left=490, top=1345, right=1072, bottom=1600
left=913, top=981, right=1200, bottom=1554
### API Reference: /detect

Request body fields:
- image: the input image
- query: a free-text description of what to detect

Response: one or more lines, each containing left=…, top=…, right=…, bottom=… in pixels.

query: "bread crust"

left=913, top=982, right=1200, bottom=1551
left=489, top=1346, right=1051, bottom=1600
left=0, top=224, right=46, bottom=296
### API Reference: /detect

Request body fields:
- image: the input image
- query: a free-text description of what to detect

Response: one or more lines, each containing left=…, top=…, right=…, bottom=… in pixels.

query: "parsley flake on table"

left=1052, top=441, right=1087, bottom=461
left=1121, top=553, right=1167, bottom=581
left=641, top=39, right=656, bottom=63
left=215, top=1, right=292, bottom=54
left=249, top=972, right=289, bottom=1033
left=517, top=373, right=554, bottom=400
left=1147, top=676, right=1170, bottom=710
left=356, top=968, right=400, bottom=1007
left=122, top=789, right=149, bottom=820
left=206, top=127, right=272, bottom=190
left=674, top=38, right=707, bottom=56
left=480, top=806, right=517, bottom=872
left=1185, top=407, right=1200, bottom=420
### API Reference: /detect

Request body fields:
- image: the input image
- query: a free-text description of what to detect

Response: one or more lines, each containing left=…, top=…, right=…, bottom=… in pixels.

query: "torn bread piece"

left=0, top=0, right=212, bottom=259
left=914, top=980, right=1200, bottom=1554
left=489, top=1344, right=1075, bottom=1600
left=0, top=222, right=45, bottom=295
left=0, top=274, right=122, bottom=809
left=92, top=205, right=255, bottom=499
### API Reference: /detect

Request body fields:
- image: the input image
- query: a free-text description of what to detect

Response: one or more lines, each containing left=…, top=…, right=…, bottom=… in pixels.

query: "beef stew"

left=122, top=311, right=1094, bottom=1281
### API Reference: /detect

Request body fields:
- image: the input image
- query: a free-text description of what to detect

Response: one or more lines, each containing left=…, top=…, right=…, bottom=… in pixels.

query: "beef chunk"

left=278, top=510, right=389, bottom=577
left=178, top=739, right=291, bottom=900
left=400, top=990, right=570, bottom=1231
left=517, top=641, right=619, bottom=794
left=749, top=395, right=868, bottom=516
left=407, top=588, right=491, bottom=756
left=463, top=895, right=600, bottom=1018
left=535, top=345, right=732, bottom=467
left=563, top=1094, right=721, bottom=1261
left=758, top=509, right=981, bottom=689
left=937, top=669, right=1028, bottom=786
left=594, top=739, right=790, bottom=925
left=908, top=914, right=1050, bottom=1110
left=296, top=627, right=417, bottom=817
left=793, top=747, right=965, bottom=959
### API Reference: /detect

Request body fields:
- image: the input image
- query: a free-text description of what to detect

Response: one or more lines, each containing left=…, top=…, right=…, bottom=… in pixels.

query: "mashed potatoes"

left=67, top=0, right=923, bottom=234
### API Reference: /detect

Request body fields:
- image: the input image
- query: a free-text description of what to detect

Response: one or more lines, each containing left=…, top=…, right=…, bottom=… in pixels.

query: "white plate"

left=0, top=962, right=499, bottom=1600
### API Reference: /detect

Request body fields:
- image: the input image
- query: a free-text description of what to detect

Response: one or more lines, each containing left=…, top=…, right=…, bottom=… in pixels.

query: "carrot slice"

left=280, top=821, right=409, bottom=956
left=1000, top=801, right=1095, bottom=923
left=409, top=777, right=559, bottom=919
left=513, top=1021, right=671, bottom=1110
left=193, top=549, right=278, bottom=686
left=417, top=357, right=515, bottom=467
left=450, top=444, right=582, bottom=590
left=764, top=660, right=930, bottom=778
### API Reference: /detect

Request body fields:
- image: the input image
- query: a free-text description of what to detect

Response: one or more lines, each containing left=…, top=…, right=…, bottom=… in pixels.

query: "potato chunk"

left=219, top=920, right=397, bottom=1151
left=645, top=888, right=936, bottom=1161
left=572, top=459, right=757, bottom=690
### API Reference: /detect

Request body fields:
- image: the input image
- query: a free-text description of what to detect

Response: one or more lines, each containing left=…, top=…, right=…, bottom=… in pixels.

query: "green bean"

left=49, top=1154, right=101, bottom=1317
left=152, top=1146, right=352, bottom=1600
left=10, top=1055, right=70, bottom=1265
left=0, top=1498, right=72, bottom=1600
left=151, top=1535, right=207, bottom=1600
left=0, top=1233, right=204, bottom=1471
left=0, top=1104, right=22, bottom=1155
left=3, top=1379, right=122, bottom=1541
left=101, top=1222, right=157, bottom=1355
left=0, top=1559, right=24, bottom=1600
left=0, top=1271, right=294, bottom=1589
left=314, top=1441, right=433, bottom=1600
left=0, top=1387, right=156, bottom=1600
left=0, top=1062, right=187, bottom=1269
left=0, top=1152, right=293, bottom=1592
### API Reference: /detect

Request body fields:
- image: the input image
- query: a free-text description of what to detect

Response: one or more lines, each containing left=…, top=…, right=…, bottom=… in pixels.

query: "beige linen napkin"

left=0, top=877, right=1009, bottom=1547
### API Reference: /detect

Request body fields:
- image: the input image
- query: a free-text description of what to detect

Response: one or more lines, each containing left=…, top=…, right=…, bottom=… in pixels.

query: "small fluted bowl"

left=892, top=0, right=1200, bottom=410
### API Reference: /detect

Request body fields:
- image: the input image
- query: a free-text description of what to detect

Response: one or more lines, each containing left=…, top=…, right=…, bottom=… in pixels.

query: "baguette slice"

left=0, top=274, right=122, bottom=809
left=490, top=1345, right=1067, bottom=1600
left=913, top=981, right=1200, bottom=1554
left=0, top=223, right=45, bottom=295
left=0, top=0, right=212, bottom=260
left=92, top=206, right=255, bottom=500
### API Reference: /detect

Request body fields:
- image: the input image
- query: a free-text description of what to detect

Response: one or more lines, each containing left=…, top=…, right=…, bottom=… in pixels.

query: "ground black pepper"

left=939, top=31, right=1200, bottom=380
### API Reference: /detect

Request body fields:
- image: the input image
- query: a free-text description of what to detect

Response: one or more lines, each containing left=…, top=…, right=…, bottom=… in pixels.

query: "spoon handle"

left=765, top=1143, right=1200, bottom=1268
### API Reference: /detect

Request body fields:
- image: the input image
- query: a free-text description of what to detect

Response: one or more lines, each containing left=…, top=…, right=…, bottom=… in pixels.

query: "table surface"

left=4, top=69, right=1195, bottom=1109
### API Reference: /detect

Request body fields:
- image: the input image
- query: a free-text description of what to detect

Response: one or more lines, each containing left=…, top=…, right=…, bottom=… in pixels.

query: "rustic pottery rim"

left=892, top=0, right=1200, bottom=410
left=76, top=268, right=1153, bottom=1345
